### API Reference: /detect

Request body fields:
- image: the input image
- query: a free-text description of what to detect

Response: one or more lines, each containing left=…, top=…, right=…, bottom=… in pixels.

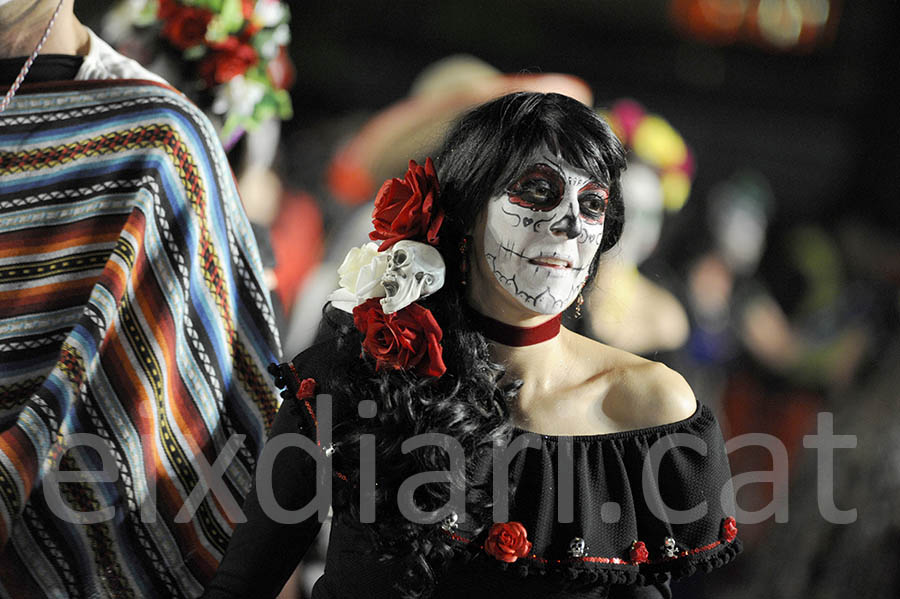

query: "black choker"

left=468, top=309, right=562, bottom=347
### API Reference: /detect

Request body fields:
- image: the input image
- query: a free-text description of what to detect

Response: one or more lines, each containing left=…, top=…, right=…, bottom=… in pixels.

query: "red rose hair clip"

left=370, top=158, right=444, bottom=250
left=328, top=159, right=448, bottom=377
left=353, top=298, right=446, bottom=377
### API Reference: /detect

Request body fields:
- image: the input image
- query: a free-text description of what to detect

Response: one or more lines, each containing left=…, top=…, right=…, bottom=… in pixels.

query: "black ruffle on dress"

left=205, top=340, right=741, bottom=599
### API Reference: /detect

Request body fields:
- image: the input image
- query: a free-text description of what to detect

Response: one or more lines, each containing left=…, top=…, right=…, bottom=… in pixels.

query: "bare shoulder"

left=629, top=360, right=697, bottom=423
left=568, top=331, right=697, bottom=429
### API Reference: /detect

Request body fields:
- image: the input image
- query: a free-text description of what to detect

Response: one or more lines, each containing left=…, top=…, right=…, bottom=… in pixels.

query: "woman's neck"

left=0, top=1, right=89, bottom=59
left=467, top=308, right=562, bottom=347
left=465, top=301, right=570, bottom=388
left=463, top=250, right=575, bottom=389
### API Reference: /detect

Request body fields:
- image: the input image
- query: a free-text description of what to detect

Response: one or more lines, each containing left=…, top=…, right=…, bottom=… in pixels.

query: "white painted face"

left=483, top=153, right=608, bottom=314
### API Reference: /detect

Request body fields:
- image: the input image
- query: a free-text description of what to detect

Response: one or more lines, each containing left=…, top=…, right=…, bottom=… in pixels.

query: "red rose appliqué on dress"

left=721, top=517, right=738, bottom=543
left=352, top=298, right=446, bottom=377
left=483, top=522, right=533, bottom=564
left=630, top=540, right=649, bottom=564
left=369, top=158, right=444, bottom=251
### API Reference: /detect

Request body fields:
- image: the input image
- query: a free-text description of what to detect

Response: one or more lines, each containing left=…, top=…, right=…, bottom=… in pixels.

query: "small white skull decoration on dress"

left=661, top=536, right=678, bottom=558
left=568, top=537, right=586, bottom=558
left=440, top=511, right=459, bottom=532
left=380, top=240, right=446, bottom=314
left=483, top=151, right=609, bottom=314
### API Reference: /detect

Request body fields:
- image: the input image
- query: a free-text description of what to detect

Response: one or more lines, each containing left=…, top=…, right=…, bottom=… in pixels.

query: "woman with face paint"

left=207, top=92, right=740, bottom=599
left=465, top=146, right=693, bottom=437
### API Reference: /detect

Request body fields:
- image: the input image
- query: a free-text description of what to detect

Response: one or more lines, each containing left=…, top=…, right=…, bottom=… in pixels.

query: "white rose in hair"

left=328, top=242, right=387, bottom=313
left=339, top=242, right=388, bottom=295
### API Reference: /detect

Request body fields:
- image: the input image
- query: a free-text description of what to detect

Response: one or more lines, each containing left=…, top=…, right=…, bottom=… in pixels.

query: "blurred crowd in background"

left=79, top=1, right=900, bottom=597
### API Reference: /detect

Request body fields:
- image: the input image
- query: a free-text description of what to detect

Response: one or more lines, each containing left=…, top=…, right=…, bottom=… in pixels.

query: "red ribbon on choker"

left=468, top=310, right=562, bottom=347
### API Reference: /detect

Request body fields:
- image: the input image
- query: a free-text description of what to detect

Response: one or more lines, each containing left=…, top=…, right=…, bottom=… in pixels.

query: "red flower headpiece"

left=105, top=0, right=294, bottom=148
left=344, top=159, right=447, bottom=377
left=353, top=298, right=446, bottom=377
left=369, top=158, right=444, bottom=251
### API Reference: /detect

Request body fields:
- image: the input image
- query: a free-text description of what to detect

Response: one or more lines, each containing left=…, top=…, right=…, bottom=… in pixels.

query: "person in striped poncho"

left=0, top=1, right=282, bottom=597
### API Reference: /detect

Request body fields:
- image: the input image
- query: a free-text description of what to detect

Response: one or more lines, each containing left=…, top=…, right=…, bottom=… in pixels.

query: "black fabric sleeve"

left=204, top=396, right=325, bottom=599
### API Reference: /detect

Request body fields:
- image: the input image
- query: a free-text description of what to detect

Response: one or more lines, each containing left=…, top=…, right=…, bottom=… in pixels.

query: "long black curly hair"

left=321, top=92, right=626, bottom=597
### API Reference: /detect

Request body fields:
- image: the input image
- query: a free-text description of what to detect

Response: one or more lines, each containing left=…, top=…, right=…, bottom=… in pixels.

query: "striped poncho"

left=0, top=79, right=282, bottom=597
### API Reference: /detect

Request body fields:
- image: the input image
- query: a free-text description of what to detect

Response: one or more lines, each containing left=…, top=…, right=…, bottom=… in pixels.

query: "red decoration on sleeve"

left=296, top=378, right=317, bottom=401
left=369, top=158, right=444, bottom=251
left=483, top=522, right=533, bottom=564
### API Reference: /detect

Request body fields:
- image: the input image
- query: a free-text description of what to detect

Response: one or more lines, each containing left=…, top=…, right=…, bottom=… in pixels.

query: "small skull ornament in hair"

left=380, top=240, right=446, bottom=314
left=484, top=152, right=608, bottom=314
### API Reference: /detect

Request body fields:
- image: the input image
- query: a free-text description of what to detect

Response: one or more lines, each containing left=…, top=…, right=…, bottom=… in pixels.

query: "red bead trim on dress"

left=285, top=366, right=348, bottom=482
left=444, top=531, right=471, bottom=544
left=303, top=397, right=317, bottom=423
left=440, top=528, right=737, bottom=566
left=287, top=362, right=302, bottom=387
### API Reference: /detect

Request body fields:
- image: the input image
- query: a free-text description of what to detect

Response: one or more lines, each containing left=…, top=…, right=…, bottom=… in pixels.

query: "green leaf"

left=273, top=89, right=292, bottom=120
left=218, top=0, right=245, bottom=30
left=186, top=0, right=225, bottom=10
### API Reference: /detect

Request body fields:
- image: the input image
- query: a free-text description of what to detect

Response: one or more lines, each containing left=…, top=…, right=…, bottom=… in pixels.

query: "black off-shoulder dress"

left=205, top=341, right=741, bottom=599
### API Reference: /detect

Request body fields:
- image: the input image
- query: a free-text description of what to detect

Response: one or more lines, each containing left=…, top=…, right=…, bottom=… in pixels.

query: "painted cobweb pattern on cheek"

left=485, top=249, right=569, bottom=313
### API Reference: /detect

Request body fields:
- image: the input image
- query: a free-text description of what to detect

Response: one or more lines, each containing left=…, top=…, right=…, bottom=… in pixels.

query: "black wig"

left=323, top=92, right=626, bottom=598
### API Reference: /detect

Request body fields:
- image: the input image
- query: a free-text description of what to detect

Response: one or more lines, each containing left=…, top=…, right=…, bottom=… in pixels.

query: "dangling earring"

left=458, top=236, right=470, bottom=286
left=574, top=292, right=584, bottom=319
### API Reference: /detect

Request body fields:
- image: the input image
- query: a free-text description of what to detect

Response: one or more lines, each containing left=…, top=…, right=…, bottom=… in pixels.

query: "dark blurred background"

left=282, top=0, right=897, bottom=227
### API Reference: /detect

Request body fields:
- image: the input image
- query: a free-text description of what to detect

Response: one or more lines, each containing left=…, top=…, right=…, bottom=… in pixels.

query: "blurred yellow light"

left=633, top=116, right=687, bottom=170
left=757, top=0, right=804, bottom=48
left=661, top=171, right=691, bottom=212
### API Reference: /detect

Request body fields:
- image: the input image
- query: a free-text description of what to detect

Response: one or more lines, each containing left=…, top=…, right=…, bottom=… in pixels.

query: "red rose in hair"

left=352, top=298, right=446, bottom=377
left=370, top=158, right=444, bottom=251
left=161, top=5, right=213, bottom=50
left=157, top=0, right=177, bottom=20
left=199, top=36, right=258, bottom=86
left=721, top=517, right=738, bottom=542
left=483, top=522, right=532, bottom=564
left=241, top=0, right=256, bottom=19
left=630, top=540, right=649, bottom=563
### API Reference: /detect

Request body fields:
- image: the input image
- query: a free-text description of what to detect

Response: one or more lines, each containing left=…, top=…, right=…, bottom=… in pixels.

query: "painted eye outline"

left=578, top=183, right=609, bottom=225
left=506, top=164, right=564, bottom=212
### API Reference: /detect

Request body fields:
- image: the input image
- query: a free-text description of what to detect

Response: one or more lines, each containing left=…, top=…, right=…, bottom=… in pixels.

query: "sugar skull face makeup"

left=483, top=154, right=608, bottom=314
